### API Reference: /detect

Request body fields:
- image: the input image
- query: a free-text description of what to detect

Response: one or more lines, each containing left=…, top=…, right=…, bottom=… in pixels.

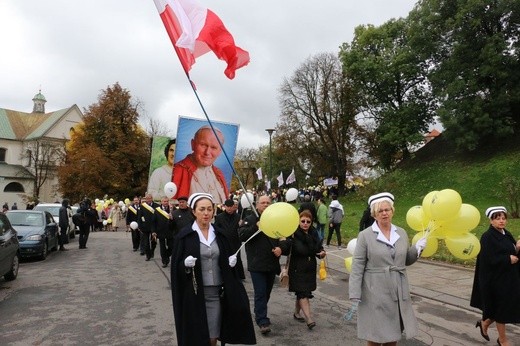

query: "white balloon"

left=118, top=201, right=124, bottom=207
left=285, top=188, right=298, bottom=202
left=346, top=238, right=357, bottom=256
left=240, top=192, right=255, bottom=208
left=102, top=220, right=108, bottom=226
left=164, top=182, right=178, bottom=199
left=130, top=221, right=138, bottom=230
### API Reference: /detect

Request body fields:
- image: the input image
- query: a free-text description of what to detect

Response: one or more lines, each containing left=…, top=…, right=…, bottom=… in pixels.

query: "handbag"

left=319, top=259, right=327, bottom=280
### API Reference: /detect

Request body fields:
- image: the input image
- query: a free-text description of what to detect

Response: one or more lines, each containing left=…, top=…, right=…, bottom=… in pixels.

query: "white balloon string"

left=234, top=229, right=261, bottom=256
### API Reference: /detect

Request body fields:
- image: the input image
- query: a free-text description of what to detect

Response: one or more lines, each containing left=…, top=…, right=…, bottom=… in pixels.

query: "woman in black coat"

left=171, top=193, right=256, bottom=346
left=288, top=210, right=326, bottom=329
left=470, top=206, right=520, bottom=346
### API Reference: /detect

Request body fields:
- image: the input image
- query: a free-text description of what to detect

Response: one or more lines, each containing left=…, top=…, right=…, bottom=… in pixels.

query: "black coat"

left=152, top=205, right=174, bottom=239
left=137, top=202, right=158, bottom=233
left=288, top=227, right=323, bottom=293
left=126, top=204, right=140, bottom=226
left=238, top=212, right=289, bottom=273
left=470, top=226, right=520, bottom=323
left=171, top=208, right=194, bottom=236
left=171, top=225, right=256, bottom=346
left=214, top=211, right=241, bottom=251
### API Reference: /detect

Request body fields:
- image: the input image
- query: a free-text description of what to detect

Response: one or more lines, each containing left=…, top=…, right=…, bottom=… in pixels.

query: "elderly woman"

left=470, top=206, right=520, bottom=346
left=171, top=192, right=256, bottom=346
left=288, top=210, right=326, bottom=329
left=348, top=192, right=426, bottom=346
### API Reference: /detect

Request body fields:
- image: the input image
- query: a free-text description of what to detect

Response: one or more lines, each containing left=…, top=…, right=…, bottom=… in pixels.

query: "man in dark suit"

left=171, top=196, right=194, bottom=236
left=215, top=198, right=245, bottom=279
left=126, top=196, right=141, bottom=252
left=138, top=193, right=159, bottom=261
left=153, top=196, right=174, bottom=268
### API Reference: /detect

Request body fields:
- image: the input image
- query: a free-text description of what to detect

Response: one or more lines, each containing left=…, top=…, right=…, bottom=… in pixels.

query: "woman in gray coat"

left=348, top=192, right=426, bottom=345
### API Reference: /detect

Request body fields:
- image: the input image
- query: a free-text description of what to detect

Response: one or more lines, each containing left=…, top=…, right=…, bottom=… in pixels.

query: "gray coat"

left=348, top=225, right=419, bottom=343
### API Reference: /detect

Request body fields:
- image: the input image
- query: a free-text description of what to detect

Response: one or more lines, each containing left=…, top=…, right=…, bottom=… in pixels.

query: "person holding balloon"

left=171, top=192, right=256, bottom=346
left=348, top=192, right=426, bottom=345
left=470, top=206, right=520, bottom=346
left=238, top=195, right=291, bottom=335
left=287, top=210, right=326, bottom=329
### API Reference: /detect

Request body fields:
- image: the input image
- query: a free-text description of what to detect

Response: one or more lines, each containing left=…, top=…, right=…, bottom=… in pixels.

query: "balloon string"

left=234, top=229, right=261, bottom=256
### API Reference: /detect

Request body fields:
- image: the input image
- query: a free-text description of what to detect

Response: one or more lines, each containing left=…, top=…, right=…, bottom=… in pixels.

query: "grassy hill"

left=335, top=134, right=520, bottom=265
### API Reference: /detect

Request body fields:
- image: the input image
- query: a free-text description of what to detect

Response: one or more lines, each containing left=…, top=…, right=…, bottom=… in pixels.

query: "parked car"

left=33, top=203, right=75, bottom=239
left=0, top=212, right=20, bottom=281
left=6, top=210, right=59, bottom=260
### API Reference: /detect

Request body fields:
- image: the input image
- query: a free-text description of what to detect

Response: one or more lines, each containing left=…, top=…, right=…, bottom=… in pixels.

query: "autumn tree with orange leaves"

left=58, top=83, right=151, bottom=203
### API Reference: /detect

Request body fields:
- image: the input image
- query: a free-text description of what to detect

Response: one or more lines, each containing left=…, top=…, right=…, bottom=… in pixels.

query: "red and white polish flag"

left=153, top=0, right=250, bottom=79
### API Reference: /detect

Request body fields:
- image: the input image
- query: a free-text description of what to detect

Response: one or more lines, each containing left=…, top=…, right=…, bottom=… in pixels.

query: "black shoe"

left=140, top=252, right=145, bottom=256
left=162, top=263, right=168, bottom=268
left=307, top=322, right=316, bottom=330
left=133, top=249, right=138, bottom=252
left=145, top=257, right=151, bottom=261
left=59, top=247, right=69, bottom=251
left=476, top=320, right=490, bottom=341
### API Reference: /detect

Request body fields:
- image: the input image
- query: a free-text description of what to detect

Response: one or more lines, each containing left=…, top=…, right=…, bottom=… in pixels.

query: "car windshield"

left=7, top=212, right=43, bottom=227
left=34, top=205, right=60, bottom=217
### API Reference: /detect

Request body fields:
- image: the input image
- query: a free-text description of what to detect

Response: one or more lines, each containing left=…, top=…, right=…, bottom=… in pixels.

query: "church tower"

left=32, top=89, right=47, bottom=113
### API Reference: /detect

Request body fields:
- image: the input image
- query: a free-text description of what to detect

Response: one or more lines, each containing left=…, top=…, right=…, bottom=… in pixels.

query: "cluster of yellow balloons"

left=259, top=202, right=299, bottom=239
left=406, top=189, right=481, bottom=260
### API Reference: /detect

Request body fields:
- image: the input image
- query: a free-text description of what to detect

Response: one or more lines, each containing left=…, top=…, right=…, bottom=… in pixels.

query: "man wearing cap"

left=239, top=195, right=290, bottom=335
left=470, top=206, right=520, bottom=345
left=215, top=198, right=245, bottom=279
left=171, top=196, right=195, bottom=236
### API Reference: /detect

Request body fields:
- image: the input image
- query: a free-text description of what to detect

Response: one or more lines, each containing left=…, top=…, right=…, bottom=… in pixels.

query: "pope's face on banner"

left=191, top=128, right=223, bottom=167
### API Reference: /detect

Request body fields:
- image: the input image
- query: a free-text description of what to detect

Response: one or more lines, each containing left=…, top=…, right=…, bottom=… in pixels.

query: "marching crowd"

left=67, top=189, right=520, bottom=346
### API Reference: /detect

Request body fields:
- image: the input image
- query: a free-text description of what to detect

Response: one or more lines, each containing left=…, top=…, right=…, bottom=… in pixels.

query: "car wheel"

left=4, top=252, right=19, bottom=281
left=40, top=241, right=48, bottom=260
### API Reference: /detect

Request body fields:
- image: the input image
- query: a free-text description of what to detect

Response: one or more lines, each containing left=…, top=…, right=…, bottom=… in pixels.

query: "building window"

left=0, top=148, right=6, bottom=162
left=4, top=182, right=25, bottom=193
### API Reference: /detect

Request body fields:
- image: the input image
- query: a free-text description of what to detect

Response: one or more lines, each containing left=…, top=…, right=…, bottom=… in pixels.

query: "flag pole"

left=183, top=73, right=259, bottom=218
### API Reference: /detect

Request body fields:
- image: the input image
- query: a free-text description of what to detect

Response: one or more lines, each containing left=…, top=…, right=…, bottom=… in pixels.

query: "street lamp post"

left=265, top=129, right=275, bottom=191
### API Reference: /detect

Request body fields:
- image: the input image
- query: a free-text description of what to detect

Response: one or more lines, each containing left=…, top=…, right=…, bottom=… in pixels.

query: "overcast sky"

left=0, top=0, right=417, bottom=149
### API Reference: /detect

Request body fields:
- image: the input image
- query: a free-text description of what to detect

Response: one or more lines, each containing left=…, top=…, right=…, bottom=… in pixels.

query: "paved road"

left=1, top=232, right=519, bottom=345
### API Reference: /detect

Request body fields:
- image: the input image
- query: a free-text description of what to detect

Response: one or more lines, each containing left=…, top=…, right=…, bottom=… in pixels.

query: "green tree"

left=277, top=53, right=360, bottom=195
left=340, top=18, right=437, bottom=170
left=58, top=83, right=150, bottom=201
left=409, top=0, right=520, bottom=150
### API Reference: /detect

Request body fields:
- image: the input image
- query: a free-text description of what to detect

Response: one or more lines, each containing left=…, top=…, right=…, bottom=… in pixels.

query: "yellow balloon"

left=422, top=191, right=438, bottom=219
left=107, top=218, right=112, bottom=224
left=437, top=204, right=481, bottom=236
left=406, top=206, right=429, bottom=231
left=445, top=233, right=481, bottom=260
left=96, top=206, right=102, bottom=212
left=259, top=202, right=299, bottom=238
left=430, top=189, right=462, bottom=222
left=344, top=257, right=353, bottom=274
left=411, top=232, right=438, bottom=257
left=124, top=198, right=130, bottom=205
